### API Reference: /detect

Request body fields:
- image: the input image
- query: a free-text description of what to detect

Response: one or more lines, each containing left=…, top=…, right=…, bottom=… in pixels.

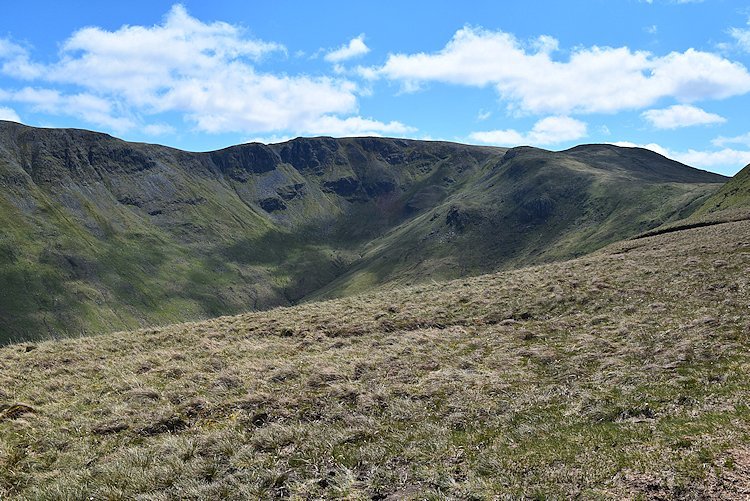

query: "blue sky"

left=2, top=1, right=750, bottom=174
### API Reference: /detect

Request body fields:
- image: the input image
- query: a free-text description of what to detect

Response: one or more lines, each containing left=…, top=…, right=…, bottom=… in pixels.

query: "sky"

left=1, top=1, right=750, bottom=175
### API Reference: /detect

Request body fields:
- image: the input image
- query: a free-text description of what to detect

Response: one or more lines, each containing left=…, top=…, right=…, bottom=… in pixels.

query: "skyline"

left=1, top=1, right=750, bottom=174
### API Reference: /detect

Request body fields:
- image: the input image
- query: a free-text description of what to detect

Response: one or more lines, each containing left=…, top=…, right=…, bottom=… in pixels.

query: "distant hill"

left=0, top=121, right=727, bottom=342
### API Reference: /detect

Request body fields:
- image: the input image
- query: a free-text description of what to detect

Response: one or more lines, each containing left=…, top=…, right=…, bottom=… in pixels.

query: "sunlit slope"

left=1, top=218, right=748, bottom=498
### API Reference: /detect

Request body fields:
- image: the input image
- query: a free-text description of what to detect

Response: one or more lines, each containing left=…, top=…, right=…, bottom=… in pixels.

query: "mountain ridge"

left=0, top=121, right=728, bottom=342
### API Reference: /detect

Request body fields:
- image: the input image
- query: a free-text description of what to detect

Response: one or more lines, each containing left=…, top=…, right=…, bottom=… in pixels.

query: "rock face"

left=258, top=197, right=287, bottom=212
left=276, top=183, right=306, bottom=201
left=0, top=121, right=729, bottom=342
left=210, top=144, right=280, bottom=181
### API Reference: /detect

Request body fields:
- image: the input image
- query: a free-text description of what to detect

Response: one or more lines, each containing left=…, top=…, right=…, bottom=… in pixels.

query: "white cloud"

left=531, top=35, right=559, bottom=54
left=4, top=87, right=135, bottom=132
left=730, top=28, right=750, bottom=52
left=354, top=65, right=379, bottom=80
left=713, top=132, right=750, bottom=148
left=300, top=115, right=416, bottom=137
left=729, top=18, right=750, bottom=53
left=477, top=109, right=491, bottom=121
left=611, top=141, right=671, bottom=157
left=376, top=26, right=750, bottom=114
left=674, top=148, right=750, bottom=170
left=143, top=123, right=176, bottom=136
left=0, top=106, right=20, bottom=122
left=245, top=134, right=293, bottom=144
left=612, top=141, right=750, bottom=174
left=641, top=104, right=725, bottom=129
left=469, top=129, right=524, bottom=146
left=469, top=116, right=587, bottom=146
left=164, top=74, right=359, bottom=134
left=246, top=116, right=413, bottom=139
left=325, top=34, right=370, bottom=63
left=0, top=6, right=402, bottom=137
left=0, top=39, right=43, bottom=79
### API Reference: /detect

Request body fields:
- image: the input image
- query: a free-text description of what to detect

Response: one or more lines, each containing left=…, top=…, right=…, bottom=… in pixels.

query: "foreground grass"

left=1, top=221, right=750, bottom=499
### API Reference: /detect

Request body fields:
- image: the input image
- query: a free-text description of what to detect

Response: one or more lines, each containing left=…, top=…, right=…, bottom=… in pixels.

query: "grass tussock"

left=1, top=220, right=750, bottom=498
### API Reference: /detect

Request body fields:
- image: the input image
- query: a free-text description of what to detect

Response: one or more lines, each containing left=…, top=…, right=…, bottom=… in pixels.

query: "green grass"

left=694, top=162, right=750, bottom=216
left=1, top=219, right=749, bottom=498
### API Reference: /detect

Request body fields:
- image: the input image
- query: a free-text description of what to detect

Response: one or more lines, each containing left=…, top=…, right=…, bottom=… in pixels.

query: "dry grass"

left=1, top=220, right=750, bottom=499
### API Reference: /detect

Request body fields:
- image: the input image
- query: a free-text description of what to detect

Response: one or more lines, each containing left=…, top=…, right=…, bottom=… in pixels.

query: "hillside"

left=1, top=218, right=748, bottom=498
left=0, top=121, right=727, bottom=342
left=632, top=163, right=750, bottom=240
left=694, top=162, right=750, bottom=217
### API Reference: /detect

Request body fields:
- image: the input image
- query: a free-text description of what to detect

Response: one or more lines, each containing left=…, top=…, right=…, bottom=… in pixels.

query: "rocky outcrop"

left=209, top=144, right=280, bottom=181
left=259, top=197, right=287, bottom=212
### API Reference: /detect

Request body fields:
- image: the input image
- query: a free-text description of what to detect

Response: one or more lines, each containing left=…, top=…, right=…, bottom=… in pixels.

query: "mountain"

left=0, top=121, right=727, bottom=342
left=311, top=143, right=726, bottom=300
left=2, top=216, right=748, bottom=498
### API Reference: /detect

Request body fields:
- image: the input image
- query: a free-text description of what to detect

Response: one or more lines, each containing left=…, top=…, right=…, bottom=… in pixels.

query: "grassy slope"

left=1, top=219, right=749, bottom=498
left=632, top=163, right=750, bottom=239
left=693, top=162, right=750, bottom=216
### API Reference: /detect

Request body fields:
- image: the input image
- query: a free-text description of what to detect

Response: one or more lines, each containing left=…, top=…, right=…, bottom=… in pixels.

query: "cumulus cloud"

left=0, top=39, right=43, bottom=79
left=0, top=106, right=20, bottom=122
left=6, top=87, right=135, bottom=132
left=469, top=116, right=587, bottom=146
left=641, top=104, right=725, bottom=129
left=376, top=26, right=750, bottom=114
left=325, top=34, right=370, bottom=63
left=53, top=4, right=283, bottom=100
left=0, top=5, right=407, bottom=138
left=613, top=141, right=750, bottom=174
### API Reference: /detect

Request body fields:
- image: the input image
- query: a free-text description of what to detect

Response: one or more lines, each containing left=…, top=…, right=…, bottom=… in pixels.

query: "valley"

left=0, top=122, right=728, bottom=343
left=1, top=122, right=749, bottom=497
